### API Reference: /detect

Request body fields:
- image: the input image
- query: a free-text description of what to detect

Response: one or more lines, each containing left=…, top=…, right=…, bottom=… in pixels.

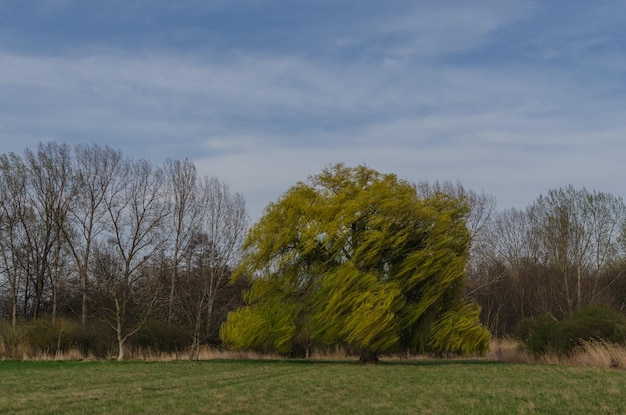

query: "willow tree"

left=221, top=164, right=489, bottom=362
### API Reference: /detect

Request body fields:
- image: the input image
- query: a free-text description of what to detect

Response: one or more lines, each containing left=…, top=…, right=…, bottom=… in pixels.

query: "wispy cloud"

left=374, top=0, right=535, bottom=59
left=1, top=1, right=626, bottom=218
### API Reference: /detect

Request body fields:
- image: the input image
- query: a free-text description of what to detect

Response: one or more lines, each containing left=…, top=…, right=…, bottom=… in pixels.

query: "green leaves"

left=312, top=263, right=403, bottom=352
left=221, top=164, right=489, bottom=357
left=220, top=298, right=300, bottom=354
left=427, top=302, right=491, bottom=355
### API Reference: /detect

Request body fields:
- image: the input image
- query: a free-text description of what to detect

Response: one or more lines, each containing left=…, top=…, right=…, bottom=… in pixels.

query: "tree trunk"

left=23, top=275, right=30, bottom=318
left=81, top=274, right=87, bottom=325
left=359, top=349, right=379, bottom=363
left=33, top=269, right=46, bottom=319
left=189, top=329, right=201, bottom=361
left=189, top=294, right=206, bottom=361
left=80, top=256, right=89, bottom=325
left=51, top=284, right=57, bottom=323
left=168, top=267, right=177, bottom=324
left=11, top=288, right=17, bottom=328
left=115, top=297, right=125, bottom=360
left=117, top=336, right=126, bottom=361
left=563, top=270, right=572, bottom=315
left=51, top=231, right=62, bottom=323
left=576, top=264, right=582, bottom=310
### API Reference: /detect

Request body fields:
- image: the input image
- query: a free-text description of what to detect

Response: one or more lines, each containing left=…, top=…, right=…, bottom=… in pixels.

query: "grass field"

left=1, top=359, right=625, bottom=414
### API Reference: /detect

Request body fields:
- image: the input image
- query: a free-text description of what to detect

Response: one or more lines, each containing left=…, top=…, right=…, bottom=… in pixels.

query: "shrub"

left=516, top=306, right=626, bottom=355
left=68, top=320, right=115, bottom=358
left=0, top=322, right=26, bottom=359
left=0, top=318, right=116, bottom=359
left=23, top=318, right=73, bottom=353
left=559, top=306, right=626, bottom=352
left=132, top=320, right=192, bottom=353
left=515, top=315, right=559, bottom=354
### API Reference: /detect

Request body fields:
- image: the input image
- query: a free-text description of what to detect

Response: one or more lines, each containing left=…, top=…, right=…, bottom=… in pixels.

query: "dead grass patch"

left=127, top=345, right=282, bottom=362
left=489, top=337, right=626, bottom=369
left=570, top=340, right=626, bottom=369
left=5, top=333, right=626, bottom=371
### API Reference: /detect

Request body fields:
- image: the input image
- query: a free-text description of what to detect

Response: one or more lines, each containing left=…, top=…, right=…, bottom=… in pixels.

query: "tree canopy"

left=221, top=164, right=490, bottom=361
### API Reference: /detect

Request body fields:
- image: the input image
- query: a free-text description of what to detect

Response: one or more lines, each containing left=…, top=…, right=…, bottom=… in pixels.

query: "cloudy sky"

left=1, top=1, right=625, bottom=219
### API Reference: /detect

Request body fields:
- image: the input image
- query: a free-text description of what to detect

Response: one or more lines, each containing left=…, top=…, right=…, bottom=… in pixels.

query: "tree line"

left=466, top=185, right=626, bottom=337
left=413, top=180, right=626, bottom=337
left=1, top=142, right=625, bottom=359
left=0, top=142, right=248, bottom=359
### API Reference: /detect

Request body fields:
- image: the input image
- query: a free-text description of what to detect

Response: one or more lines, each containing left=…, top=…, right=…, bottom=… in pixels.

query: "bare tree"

left=470, top=208, right=542, bottom=333
left=471, top=187, right=626, bottom=335
left=0, top=141, right=254, bottom=357
left=62, top=143, right=123, bottom=324
left=0, top=153, right=29, bottom=327
left=528, top=186, right=626, bottom=313
left=163, top=158, right=202, bottom=324
left=414, top=180, right=496, bottom=241
left=94, top=158, right=169, bottom=360
left=176, top=176, right=248, bottom=360
left=20, top=143, right=78, bottom=320
left=415, top=180, right=496, bottom=278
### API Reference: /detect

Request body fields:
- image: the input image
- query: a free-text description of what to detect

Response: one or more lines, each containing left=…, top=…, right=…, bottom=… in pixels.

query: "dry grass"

left=2, top=344, right=284, bottom=362
left=129, top=346, right=282, bottom=361
left=5, top=333, right=626, bottom=371
left=489, top=337, right=626, bottom=369
left=570, top=340, right=626, bottom=369
left=487, top=338, right=534, bottom=363
left=309, top=346, right=354, bottom=360
left=0, top=344, right=94, bottom=362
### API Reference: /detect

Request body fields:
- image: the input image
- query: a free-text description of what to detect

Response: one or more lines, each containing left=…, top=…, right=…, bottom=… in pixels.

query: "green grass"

left=0, top=359, right=625, bottom=414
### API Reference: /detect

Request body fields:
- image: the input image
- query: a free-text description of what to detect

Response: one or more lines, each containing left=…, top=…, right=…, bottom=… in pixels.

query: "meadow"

left=1, top=358, right=625, bottom=414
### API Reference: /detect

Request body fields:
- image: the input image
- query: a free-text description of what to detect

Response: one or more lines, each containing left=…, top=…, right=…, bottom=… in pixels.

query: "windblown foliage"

left=221, top=164, right=490, bottom=359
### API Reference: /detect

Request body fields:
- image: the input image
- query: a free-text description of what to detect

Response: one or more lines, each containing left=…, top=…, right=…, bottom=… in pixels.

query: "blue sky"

left=1, top=1, right=625, bottom=219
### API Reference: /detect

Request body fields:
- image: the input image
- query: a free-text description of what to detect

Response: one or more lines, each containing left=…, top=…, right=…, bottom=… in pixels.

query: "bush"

left=516, top=306, right=626, bottom=355
left=515, top=315, right=559, bottom=354
left=23, top=318, right=73, bottom=353
left=0, top=318, right=116, bottom=359
left=68, top=319, right=115, bottom=358
left=132, top=320, right=192, bottom=353
left=0, top=322, right=26, bottom=359
left=1, top=318, right=196, bottom=359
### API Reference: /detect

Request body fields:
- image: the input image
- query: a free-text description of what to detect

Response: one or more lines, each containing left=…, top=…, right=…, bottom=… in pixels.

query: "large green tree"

left=221, top=164, right=489, bottom=361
